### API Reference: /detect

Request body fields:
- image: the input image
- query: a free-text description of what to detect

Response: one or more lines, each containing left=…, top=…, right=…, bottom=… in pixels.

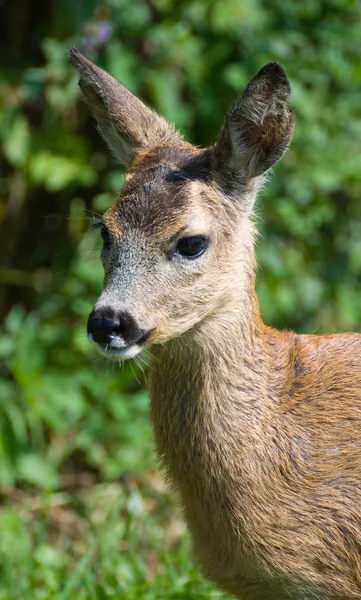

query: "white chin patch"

left=98, top=343, right=142, bottom=360
left=88, top=332, right=142, bottom=360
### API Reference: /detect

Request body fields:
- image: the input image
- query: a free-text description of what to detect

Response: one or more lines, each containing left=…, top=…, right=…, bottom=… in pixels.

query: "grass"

left=0, top=398, right=233, bottom=599
left=0, top=476, right=233, bottom=599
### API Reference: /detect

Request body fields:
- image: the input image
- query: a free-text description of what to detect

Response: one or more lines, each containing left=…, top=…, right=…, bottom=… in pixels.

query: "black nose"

left=87, top=307, right=150, bottom=347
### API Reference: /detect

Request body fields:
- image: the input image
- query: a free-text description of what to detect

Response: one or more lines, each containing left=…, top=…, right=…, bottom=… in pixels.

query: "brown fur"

left=70, top=49, right=361, bottom=599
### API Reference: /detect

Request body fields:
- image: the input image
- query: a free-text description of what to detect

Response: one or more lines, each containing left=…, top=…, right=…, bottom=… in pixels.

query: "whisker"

left=141, top=349, right=159, bottom=374
left=134, top=356, right=147, bottom=385
left=137, top=353, right=157, bottom=375
left=129, top=361, right=142, bottom=387
left=90, top=354, right=109, bottom=374
left=137, top=355, right=149, bottom=367
left=85, top=208, right=103, bottom=218
left=44, top=215, right=97, bottom=224
left=73, top=256, right=101, bottom=268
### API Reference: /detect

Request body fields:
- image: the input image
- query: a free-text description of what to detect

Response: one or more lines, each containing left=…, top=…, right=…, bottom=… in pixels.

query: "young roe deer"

left=70, top=48, right=361, bottom=600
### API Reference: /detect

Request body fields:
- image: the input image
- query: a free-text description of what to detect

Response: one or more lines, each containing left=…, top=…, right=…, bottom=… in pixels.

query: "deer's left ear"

left=69, top=48, right=178, bottom=166
left=213, top=62, right=294, bottom=183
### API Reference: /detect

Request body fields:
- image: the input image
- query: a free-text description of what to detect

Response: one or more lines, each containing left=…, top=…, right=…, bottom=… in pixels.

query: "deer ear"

left=213, top=62, right=294, bottom=182
left=69, top=48, right=177, bottom=166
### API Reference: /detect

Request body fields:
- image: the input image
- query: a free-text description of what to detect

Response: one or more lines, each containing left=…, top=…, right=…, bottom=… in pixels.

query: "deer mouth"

left=89, top=330, right=152, bottom=360
left=94, top=339, right=144, bottom=360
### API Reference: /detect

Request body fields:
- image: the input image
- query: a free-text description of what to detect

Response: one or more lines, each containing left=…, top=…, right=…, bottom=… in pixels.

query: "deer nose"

left=87, top=308, right=150, bottom=347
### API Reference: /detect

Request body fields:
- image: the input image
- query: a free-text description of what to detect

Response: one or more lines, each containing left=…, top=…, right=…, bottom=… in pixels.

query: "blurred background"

left=0, top=0, right=360, bottom=597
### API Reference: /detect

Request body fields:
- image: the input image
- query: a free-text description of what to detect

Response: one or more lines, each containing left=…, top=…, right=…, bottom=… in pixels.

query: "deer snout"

left=87, top=307, right=151, bottom=357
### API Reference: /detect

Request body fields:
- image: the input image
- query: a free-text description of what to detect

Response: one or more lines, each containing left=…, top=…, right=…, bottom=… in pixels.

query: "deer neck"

left=149, top=243, right=272, bottom=497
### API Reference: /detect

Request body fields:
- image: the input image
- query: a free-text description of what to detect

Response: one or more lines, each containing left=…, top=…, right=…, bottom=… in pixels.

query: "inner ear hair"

left=213, top=62, right=294, bottom=182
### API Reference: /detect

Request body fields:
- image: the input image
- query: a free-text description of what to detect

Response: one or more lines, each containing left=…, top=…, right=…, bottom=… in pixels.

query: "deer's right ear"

left=69, top=48, right=177, bottom=166
left=213, top=62, right=294, bottom=185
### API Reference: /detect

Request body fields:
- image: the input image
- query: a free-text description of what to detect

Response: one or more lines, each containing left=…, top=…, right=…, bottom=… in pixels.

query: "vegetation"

left=0, top=0, right=360, bottom=597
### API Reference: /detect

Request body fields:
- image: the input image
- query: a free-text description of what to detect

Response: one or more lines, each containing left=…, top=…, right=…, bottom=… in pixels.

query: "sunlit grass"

left=0, top=471, right=232, bottom=599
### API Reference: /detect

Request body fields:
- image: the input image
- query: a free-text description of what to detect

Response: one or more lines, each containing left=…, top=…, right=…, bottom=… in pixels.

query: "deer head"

left=69, top=49, right=294, bottom=359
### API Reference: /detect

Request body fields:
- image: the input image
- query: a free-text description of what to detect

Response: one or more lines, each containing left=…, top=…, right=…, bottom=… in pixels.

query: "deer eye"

left=176, top=236, right=209, bottom=259
left=101, top=226, right=110, bottom=247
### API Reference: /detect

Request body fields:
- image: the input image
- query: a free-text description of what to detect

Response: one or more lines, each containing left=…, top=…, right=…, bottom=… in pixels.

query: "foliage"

left=0, top=0, right=360, bottom=597
left=0, top=480, right=231, bottom=599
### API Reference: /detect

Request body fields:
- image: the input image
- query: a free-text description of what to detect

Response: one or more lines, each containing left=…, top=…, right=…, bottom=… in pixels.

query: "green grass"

left=0, top=470, right=233, bottom=599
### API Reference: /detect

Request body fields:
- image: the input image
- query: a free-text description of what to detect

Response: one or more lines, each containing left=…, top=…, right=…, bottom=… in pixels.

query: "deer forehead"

left=104, top=157, right=222, bottom=241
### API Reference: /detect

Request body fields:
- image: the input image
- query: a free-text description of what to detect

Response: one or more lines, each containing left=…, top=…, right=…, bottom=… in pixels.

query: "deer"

left=69, top=47, right=361, bottom=600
